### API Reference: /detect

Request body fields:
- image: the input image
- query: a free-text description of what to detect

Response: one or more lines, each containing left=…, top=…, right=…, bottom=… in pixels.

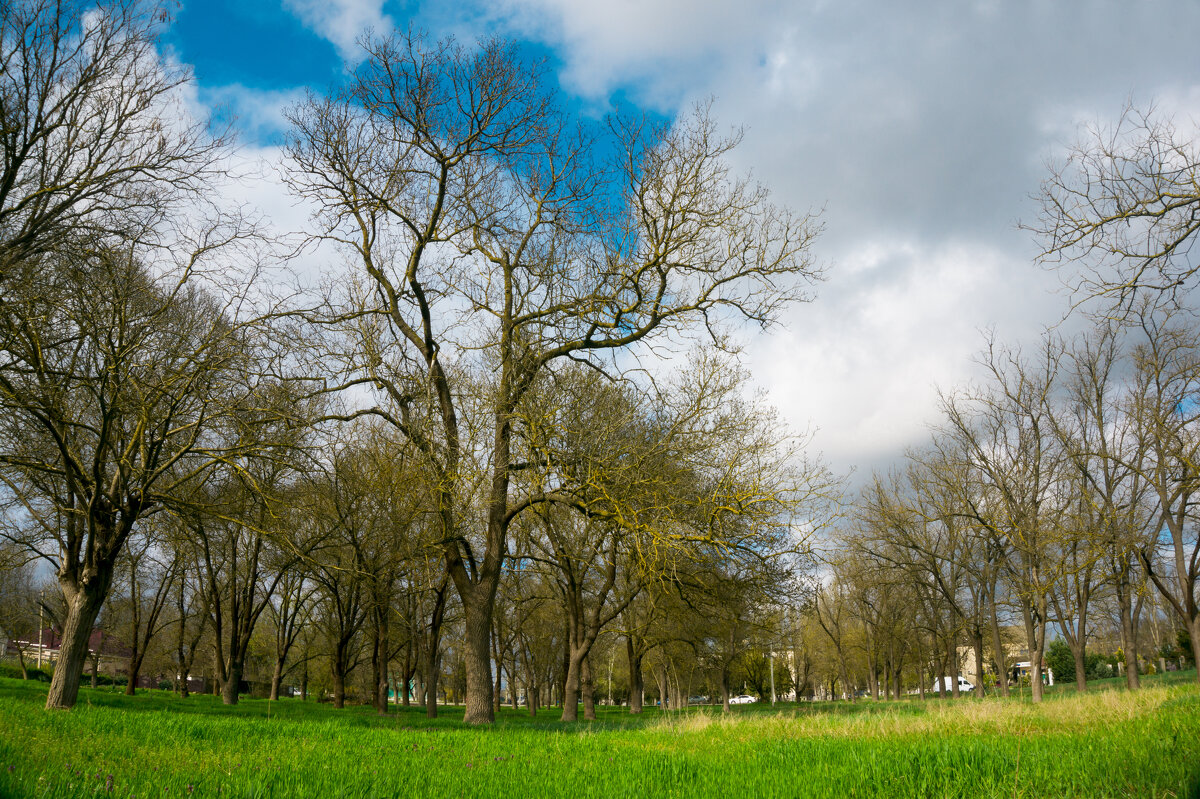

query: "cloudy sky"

left=167, top=0, right=1200, bottom=481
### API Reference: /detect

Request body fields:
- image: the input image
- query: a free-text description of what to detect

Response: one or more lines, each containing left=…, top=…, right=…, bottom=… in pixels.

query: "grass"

left=0, top=675, right=1197, bottom=798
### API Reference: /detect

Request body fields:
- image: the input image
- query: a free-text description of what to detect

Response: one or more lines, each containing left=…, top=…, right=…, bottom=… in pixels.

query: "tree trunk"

left=125, top=652, right=141, bottom=696
left=721, top=671, right=731, bottom=712
left=1021, top=599, right=1046, bottom=703
left=373, top=611, right=390, bottom=716
left=492, top=630, right=503, bottom=715
left=45, top=584, right=107, bottom=710
left=1073, top=645, right=1088, bottom=692
left=269, top=656, right=285, bottom=702
left=1190, top=616, right=1200, bottom=686
left=328, top=643, right=348, bottom=710
left=581, top=656, right=596, bottom=721
left=627, top=637, right=643, bottom=715
left=561, top=648, right=582, bottom=722
left=510, top=660, right=519, bottom=710
left=837, top=656, right=854, bottom=703
left=949, top=637, right=961, bottom=698
left=424, top=649, right=439, bottom=719
left=401, top=643, right=413, bottom=707
left=915, top=634, right=927, bottom=701
left=1116, top=577, right=1140, bottom=690
left=972, top=630, right=985, bottom=698
left=223, top=661, right=243, bottom=705
left=332, top=653, right=347, bottom=709
left=988, top=598, right=1010, bottom=697
left=459, top=584, right=496, bottom=724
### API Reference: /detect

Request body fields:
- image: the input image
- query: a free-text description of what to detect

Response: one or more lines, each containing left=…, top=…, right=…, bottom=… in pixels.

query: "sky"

left=164, top=0, right=1200, bottom=483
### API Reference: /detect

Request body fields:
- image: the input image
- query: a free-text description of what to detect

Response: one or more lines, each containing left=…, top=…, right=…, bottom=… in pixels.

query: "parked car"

left=688, top=695, right=709, bottom=704
left=930, top=676, right=975, bottom=693
left=729, top=694, right=757, bottom=704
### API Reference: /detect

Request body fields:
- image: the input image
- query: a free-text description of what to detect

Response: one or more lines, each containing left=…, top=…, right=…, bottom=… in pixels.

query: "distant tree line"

left=799, top=103, right=1200, bottom=702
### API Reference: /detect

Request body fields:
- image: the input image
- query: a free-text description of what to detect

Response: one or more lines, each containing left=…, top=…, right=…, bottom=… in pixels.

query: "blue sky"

left=169, top=1, right=343, bottom=92
left=166, top=0, right=663, bottom=146
left=163, top=0, right=1200, bottom=479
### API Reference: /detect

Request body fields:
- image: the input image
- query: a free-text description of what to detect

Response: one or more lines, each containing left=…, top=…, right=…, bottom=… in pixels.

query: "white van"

left=931, top=676, right=975, bottom=693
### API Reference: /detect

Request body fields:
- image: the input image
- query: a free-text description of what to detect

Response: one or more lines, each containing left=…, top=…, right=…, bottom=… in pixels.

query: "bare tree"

left=0, top=244, right=280, bottom=710
left=0, top=0, right=227, bottom=280
left=938, top=336, right=1069, bottom=703
left=265, top=565, right=315, bottom=702
left=0, top=542, right=40, bottom=678
left=1126, top=309, right=1200, bottom=682
left=286, top=32, right=822, bottom=723
left=111, top=528, right=179, bottom=694
left=1033, top=104, right=1200, bottom=311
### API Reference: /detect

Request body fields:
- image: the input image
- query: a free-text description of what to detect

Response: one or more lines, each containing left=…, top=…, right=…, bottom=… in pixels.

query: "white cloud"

left=747, top=238, right=1072, bottom=481
left=282, top=0, right=392, bottom=62
left=201, top=84, right=309, bottom=144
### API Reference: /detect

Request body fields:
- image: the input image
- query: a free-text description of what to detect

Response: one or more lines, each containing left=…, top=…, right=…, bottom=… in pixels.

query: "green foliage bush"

left=1044, top=639, right=1113, bottom=683
left=1177, top=627, right=1194, bottom=665
left=0, top=661, right=51, bottom=682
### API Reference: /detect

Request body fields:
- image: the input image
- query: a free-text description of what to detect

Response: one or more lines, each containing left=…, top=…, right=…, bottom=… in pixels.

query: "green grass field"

left=0, top=675, right=1197, bottom=798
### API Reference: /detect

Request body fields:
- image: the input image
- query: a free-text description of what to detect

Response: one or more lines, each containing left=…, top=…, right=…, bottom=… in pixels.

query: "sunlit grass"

left=0, top=676, right=1197, bottom=797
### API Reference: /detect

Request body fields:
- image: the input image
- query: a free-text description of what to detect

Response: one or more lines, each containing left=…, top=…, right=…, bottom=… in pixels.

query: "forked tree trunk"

left=988, top=599, right=1010, bottom=698
left=1021, top=599, right=1047, bottom=703
left=1116, top=578, right=1140, bottom=690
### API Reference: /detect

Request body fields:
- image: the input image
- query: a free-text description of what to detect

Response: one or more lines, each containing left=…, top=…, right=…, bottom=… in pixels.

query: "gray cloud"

left=258, top=0, right=1200, bottom=480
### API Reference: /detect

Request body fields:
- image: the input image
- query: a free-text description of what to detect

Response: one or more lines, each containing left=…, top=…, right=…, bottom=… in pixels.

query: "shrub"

left=1045, top=639, right=1075, bottom=683
left=0, top=661, right=52, bottom=682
